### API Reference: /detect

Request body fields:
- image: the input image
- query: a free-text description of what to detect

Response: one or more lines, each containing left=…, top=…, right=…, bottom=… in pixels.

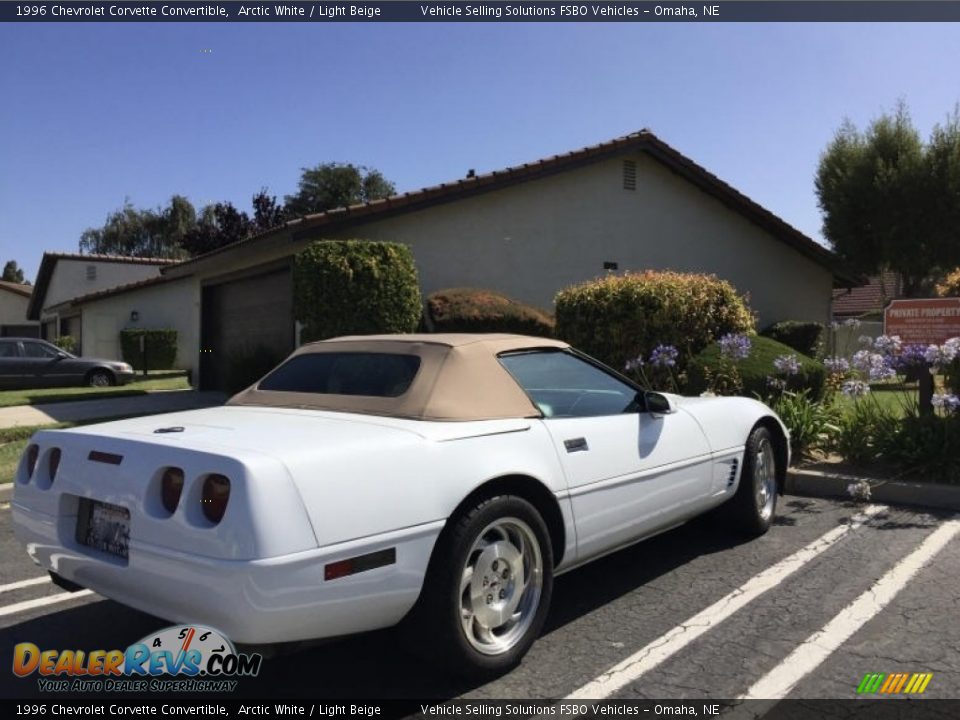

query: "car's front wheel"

left=86, top=369, right=115, bottom=387
left=727, top=425, right=779, bottom=536
left=407, top=495, right=553, bottom=677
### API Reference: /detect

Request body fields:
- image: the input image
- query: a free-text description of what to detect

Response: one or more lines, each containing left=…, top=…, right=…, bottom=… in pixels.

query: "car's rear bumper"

left=12, top=501, right=442, bottom=644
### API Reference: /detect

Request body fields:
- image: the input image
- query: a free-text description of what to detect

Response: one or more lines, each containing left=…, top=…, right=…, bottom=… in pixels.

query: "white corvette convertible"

left=13, top=334, right=788, bottom=675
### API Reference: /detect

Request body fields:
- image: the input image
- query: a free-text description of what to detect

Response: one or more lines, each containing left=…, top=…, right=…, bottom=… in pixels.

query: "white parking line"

left=741, top=517, right=960, bottom=699
left=0, top=576, right=49, bottom=594
left=566, top=504, right=888, bottom=700
left=0, top=590, right=95, bottom=618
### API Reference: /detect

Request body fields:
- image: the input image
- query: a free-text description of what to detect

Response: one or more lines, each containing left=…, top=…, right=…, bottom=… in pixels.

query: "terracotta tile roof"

left=162, top=129, right=860, bottom=286
left=0, top=280, right=33, bottom=298
left=27, top=252, right=179, bottom=320
left=832, top=272, right=901, bottom=316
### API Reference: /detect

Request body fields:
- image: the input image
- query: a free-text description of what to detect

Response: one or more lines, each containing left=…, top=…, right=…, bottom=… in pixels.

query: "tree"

left=179, top=191, right=288, bottom=256
left=284, top=163, right=395, bottom=218
left=816, top=102, right=960, bottom=297
left=79, top=196, right=195, bottom=259
left=2, top=260, right=27, bottom=284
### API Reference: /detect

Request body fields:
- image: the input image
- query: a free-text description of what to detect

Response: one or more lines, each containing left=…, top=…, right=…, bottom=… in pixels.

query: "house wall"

left=44, top=260, right=164, bottom=311
left=328, top=155, right=833, bottom=328
left=78, top=278, right=200, bottom=371
left=170, top=153, right=836, bottom=384
left=0, top=291, right=31, bottom=325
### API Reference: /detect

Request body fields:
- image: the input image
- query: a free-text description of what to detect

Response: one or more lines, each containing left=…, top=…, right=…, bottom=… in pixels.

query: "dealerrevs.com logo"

left=13, top=625, right=262, bottom=693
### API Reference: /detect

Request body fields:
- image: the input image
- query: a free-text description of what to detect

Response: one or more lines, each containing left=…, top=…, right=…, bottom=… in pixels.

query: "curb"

left=786, top=467, right=960, bottom=512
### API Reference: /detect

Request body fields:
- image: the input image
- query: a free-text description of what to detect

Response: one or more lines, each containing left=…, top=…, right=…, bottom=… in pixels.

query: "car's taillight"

left=48, top=448, right=61, bottom=483
left=201, top=474, right=230, bottom=524
left=161, top=467, right=185, bottom=514
left=25, top=444, right=39, bottom=479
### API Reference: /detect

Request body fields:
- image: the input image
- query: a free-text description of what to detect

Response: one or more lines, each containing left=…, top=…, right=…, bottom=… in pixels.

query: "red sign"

left=884, top=298, right=960, bottom=345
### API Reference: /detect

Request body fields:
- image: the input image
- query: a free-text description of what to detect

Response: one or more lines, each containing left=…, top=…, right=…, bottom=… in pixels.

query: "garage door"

left=200, top=268, right=294, bottom=392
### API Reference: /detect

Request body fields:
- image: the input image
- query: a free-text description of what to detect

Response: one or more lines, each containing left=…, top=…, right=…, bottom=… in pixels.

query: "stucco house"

left=0, top=281, right=39, bottom=338
left=67, top=130, right=858, bottom=390
left=26, top=253, right=177, bottom=349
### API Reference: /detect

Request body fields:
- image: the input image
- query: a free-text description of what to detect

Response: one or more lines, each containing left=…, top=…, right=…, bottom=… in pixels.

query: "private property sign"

left=884, top=298, right=960, bottom=345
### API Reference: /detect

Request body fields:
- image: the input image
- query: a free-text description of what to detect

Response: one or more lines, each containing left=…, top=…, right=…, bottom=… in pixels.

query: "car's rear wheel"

left=86, top=369, right=114, bottom=387
left=727, top=426, right=778, bottom=536
left=406, top=495, right=553, bottom=677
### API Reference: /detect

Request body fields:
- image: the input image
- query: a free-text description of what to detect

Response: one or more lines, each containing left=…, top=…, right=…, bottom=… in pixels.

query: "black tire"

left=727, top=426, right=779, bottom=536
left=86, top=369, right=115, bottom=388
left=403, top=495, right=554, bottom=678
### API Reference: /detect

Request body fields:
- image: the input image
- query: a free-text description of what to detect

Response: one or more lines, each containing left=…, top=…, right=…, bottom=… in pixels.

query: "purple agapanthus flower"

left=932, top=393, right=960, bottom=413
left=624, top=356, right=644, bottom=372
left=891, top=344, right=928, bottom=371
left=842, top=379, right=871, bottom=398
left=649, top=344, right=679, bottom=369
left=823, top=357, right=850, bottom=375
left=773, top=354, right=800, bottom=376
left=925, top=342, right=959, bottom=369
left=873, top=335, right=902, bottom=356
left=719, top=333, right=752, bottom=361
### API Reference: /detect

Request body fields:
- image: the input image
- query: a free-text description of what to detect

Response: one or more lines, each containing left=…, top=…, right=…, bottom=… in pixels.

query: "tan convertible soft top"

left=228, top=334, right=570, bottom=421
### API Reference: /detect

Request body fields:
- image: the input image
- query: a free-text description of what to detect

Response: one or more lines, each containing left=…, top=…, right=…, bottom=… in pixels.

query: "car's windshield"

left=257, top=352, right=421, bottom=397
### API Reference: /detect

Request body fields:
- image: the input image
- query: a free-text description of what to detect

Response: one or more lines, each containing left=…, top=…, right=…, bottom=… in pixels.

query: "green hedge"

left=554, top=270, right=755, bottom=372
left=427, top=288, right=555, bottom=337
left=54, top=335, right=77, bottom=355
left=687, top=335, right=827, bottom=399
left=119, top=329, right=178, bottom=370
left=294, top=240, right=422, bottom=342
left=761, top=321, right=825, bottom=359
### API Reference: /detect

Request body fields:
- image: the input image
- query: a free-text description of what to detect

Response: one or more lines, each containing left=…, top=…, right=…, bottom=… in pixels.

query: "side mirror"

left=56, top=351, right=69, bottom=360
left=644, top=391, right=677, bottom=416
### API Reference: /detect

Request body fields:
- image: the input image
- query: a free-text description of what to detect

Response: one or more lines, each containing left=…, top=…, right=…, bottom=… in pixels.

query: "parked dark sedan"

left=0, top=338, right=135, bottom=389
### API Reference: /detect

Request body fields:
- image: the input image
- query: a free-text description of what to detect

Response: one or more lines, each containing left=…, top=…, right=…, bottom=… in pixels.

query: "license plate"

left=76, top=498, right=130, bottom=560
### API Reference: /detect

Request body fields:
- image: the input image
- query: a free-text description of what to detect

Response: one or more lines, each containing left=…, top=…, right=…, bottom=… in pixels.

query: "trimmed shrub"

left=935, top=268, right=960, bottom=297
left=762, top=321, right=825, bottom=359
left=554, top=270, right=755, bottom=372
left=294, top=240, right=421, bottom=342
left=687, top=336, right=827, bottom=399
left=120, top=329, right=178, bottom=370
left=426, top=288, right=555, bottom=337
left=54, top=335, right=77, bottom=355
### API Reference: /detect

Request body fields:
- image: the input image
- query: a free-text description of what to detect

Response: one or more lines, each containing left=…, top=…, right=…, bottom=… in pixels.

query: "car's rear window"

left=257, top=352, right=421, bottom=397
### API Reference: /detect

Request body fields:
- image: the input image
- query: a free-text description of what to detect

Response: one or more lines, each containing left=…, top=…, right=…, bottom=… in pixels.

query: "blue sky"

left=1, top=21, right=959, bottom=281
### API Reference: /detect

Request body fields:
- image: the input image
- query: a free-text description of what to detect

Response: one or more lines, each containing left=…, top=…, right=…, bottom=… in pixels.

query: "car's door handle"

left=564, top=437, right=589, bottom=453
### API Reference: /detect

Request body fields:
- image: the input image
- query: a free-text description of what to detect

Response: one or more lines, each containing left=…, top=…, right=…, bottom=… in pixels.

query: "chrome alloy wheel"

left=459, top=517, right=543, bottom=656
left=754, top=437, right=777, bottom=521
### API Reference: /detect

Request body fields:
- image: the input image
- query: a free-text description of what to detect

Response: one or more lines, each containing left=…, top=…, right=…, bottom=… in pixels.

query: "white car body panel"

left=12, top=341, right=789, bottom=647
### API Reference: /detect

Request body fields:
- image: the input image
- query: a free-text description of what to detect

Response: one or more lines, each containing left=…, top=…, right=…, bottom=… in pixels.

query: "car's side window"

left=21, top=342, right=59, bottom=359
left=0, top=343, right=18, bottom=358
left=499, top=350, right=639, bottom=418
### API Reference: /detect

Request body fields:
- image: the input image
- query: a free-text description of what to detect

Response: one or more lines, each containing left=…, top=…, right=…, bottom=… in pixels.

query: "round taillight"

left=25, top=444, right=39, bottom=479
left=48, top=448, right=61, bottom=483
left=201, top=474, right=230, bottom=524
left=161, top=467, right=185, bottom=515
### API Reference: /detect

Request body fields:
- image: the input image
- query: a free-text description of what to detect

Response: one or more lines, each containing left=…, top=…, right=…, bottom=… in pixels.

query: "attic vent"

left=86, top=265, right=97, bottom=281
left=622, top=160, right=637, bottom=191
left=727, top=458, right=739, bottom=488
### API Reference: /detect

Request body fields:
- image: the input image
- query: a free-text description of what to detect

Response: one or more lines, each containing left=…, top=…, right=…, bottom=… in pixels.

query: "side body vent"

left=727, top=458, right=739, bottom=488
left=622, top=159, right=637, bottom=190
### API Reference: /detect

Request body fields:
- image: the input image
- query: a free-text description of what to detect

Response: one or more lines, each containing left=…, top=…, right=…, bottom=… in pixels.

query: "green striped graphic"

left=857, top=673, right=885, bottom=694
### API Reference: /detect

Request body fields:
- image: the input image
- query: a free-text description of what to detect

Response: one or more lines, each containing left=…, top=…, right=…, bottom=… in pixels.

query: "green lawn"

left=0, top=437, right=30, bottom=485
left=835, top=385, right=918, bottom=419
left=0, top=372, right=190, bottom=408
